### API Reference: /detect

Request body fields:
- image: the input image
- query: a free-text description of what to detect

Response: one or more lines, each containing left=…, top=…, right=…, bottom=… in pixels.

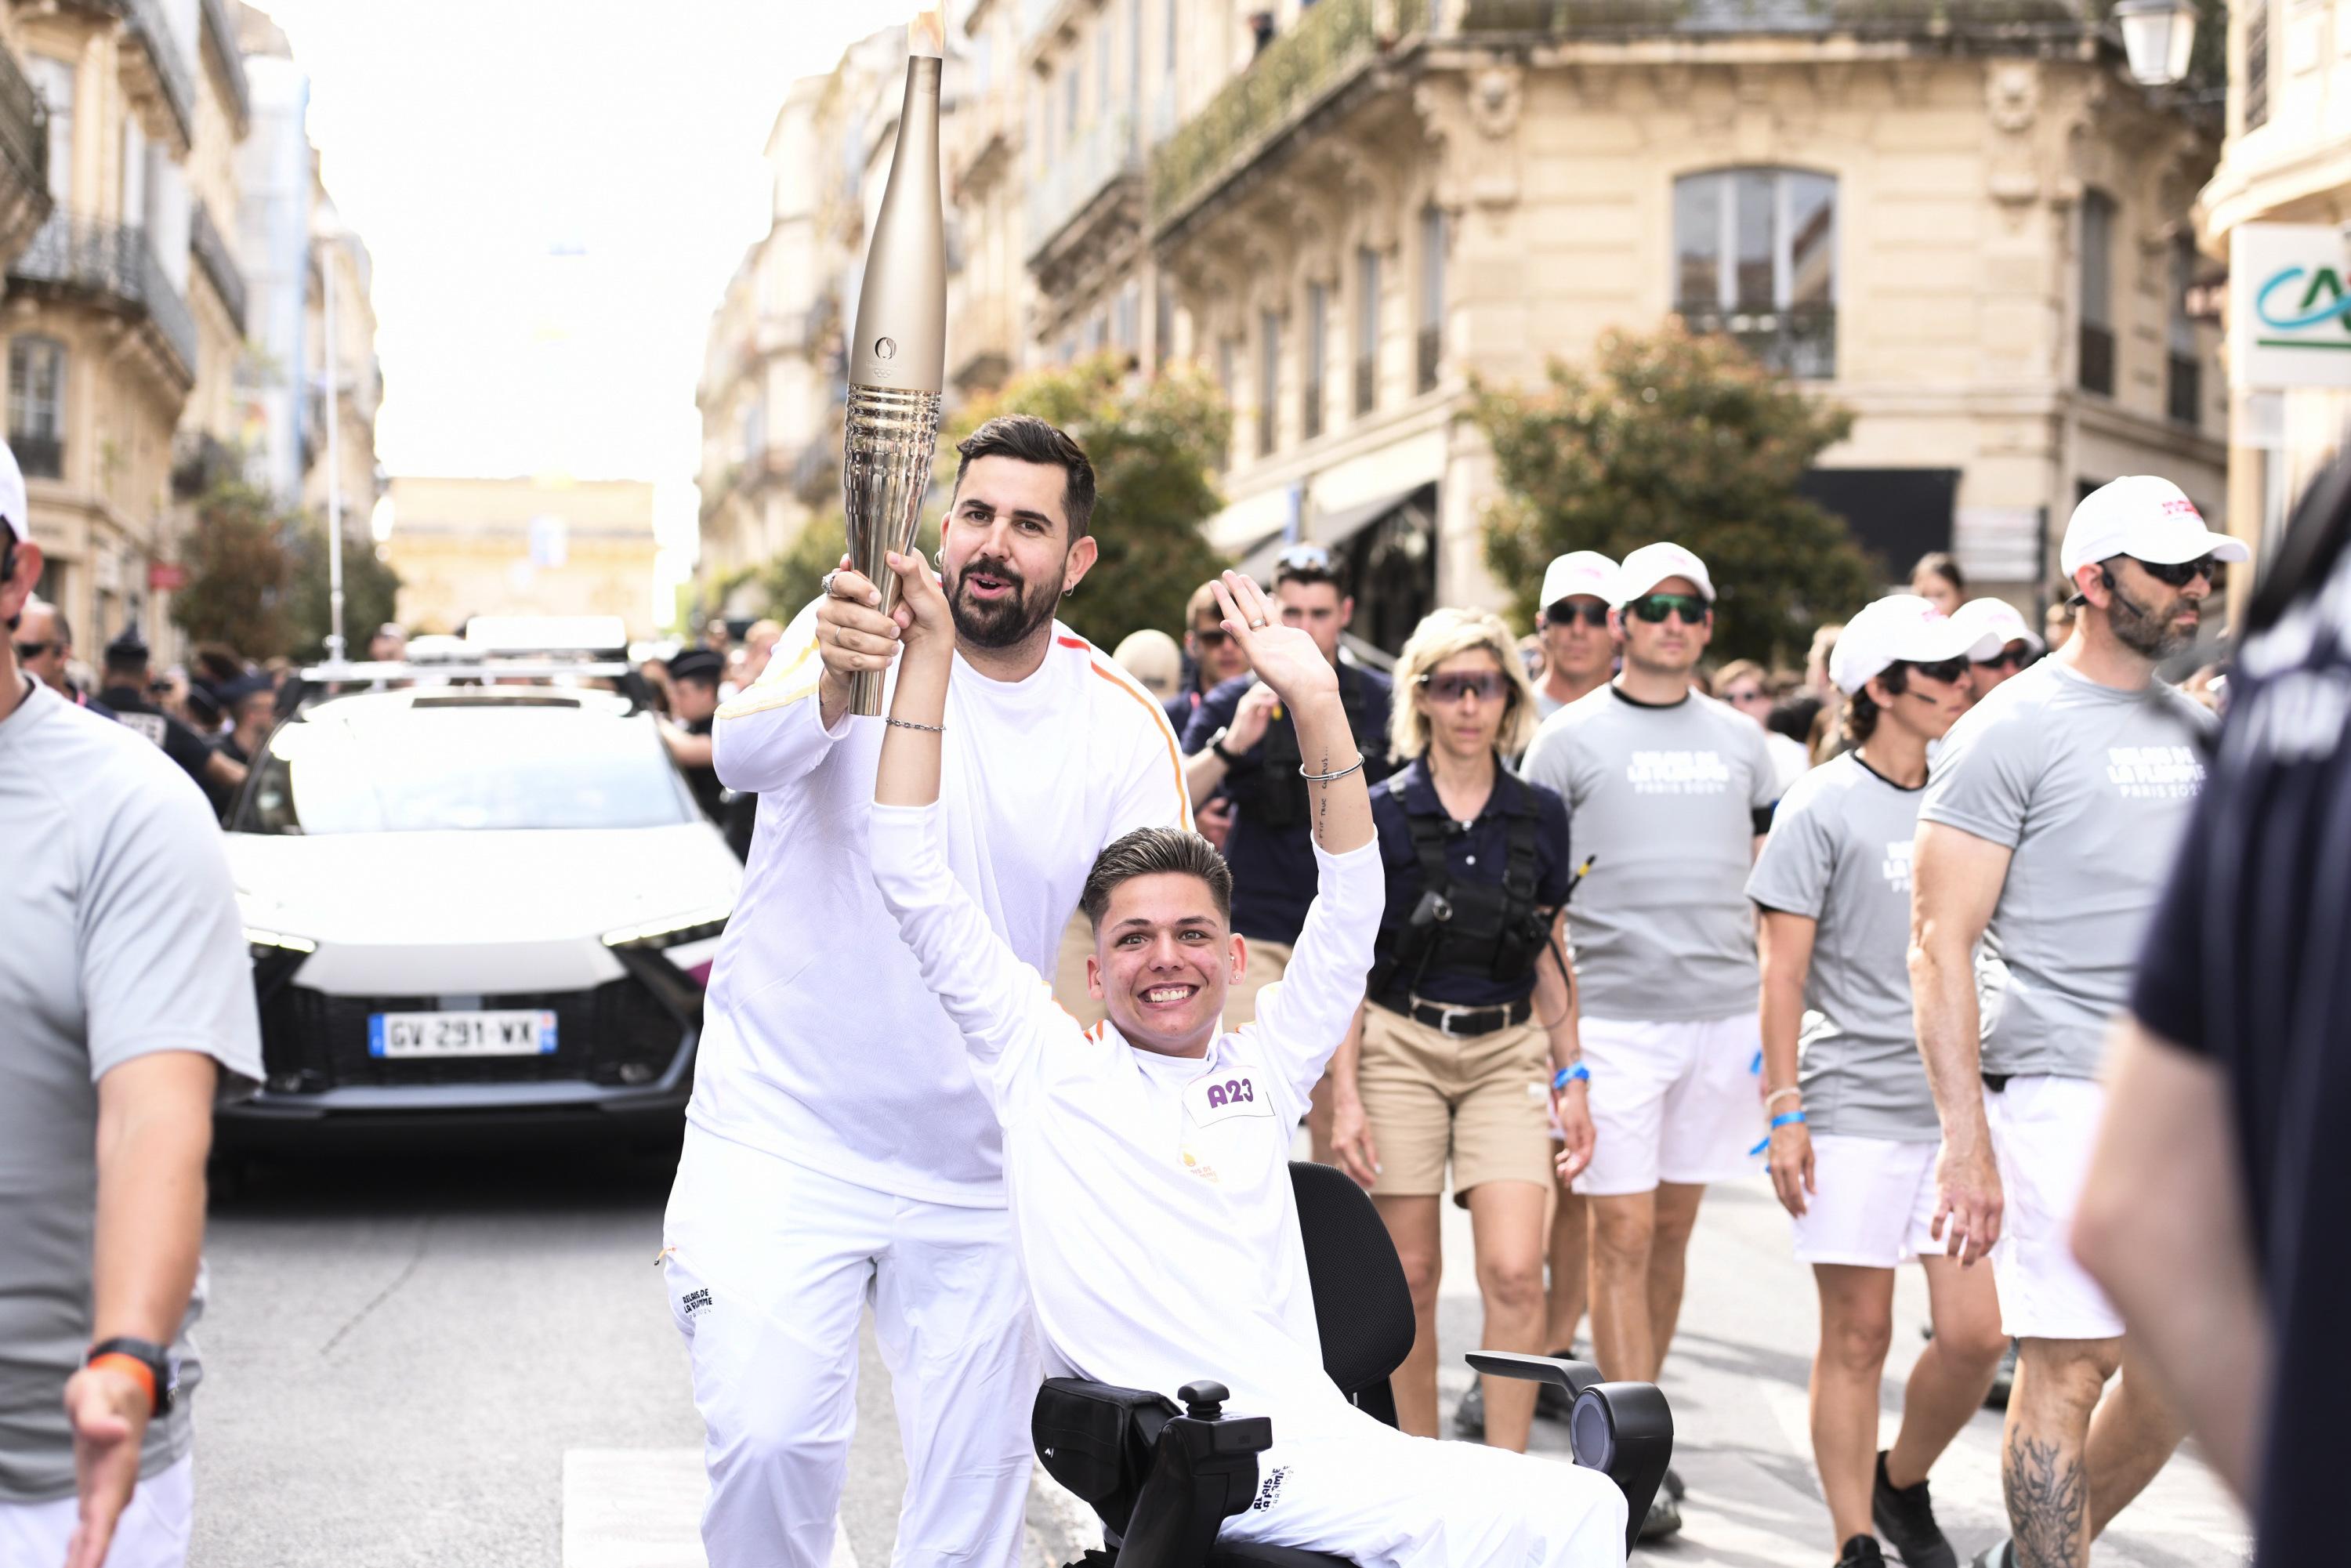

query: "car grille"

left=259, top=976, right=688, bottom=1092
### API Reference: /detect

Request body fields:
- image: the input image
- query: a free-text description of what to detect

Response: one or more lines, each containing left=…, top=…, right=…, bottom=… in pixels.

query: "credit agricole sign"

left=2233, top=223, right=2351, bottom=390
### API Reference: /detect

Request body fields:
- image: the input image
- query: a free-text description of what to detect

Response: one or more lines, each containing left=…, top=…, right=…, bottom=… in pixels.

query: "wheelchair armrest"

left=1033, top=1378, right=1273, bottom=1568
left=1462, top=1353, right=1673, bottom=1558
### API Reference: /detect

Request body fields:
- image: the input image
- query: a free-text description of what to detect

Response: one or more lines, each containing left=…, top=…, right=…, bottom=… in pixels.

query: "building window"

left=1354, top=247, right=1379, bottom=417
left=2168, top=237, right=2201, bottom=428
left=2078, top=189, right=2117, bottom=397
left=1303, top=282, right=1327, bottom=442
left=1417, top=206, right=1445, bottom=393
left=1258, top=308, right=1280, bottom=458
left=1154, top=278, right=1174, bottom=368
left=28, top=55, right=71, bottom=205
left=1672, top=167, right=1837, bottom=378
left=9, top=336, right=67, bottom=479
left=1065, top=63, right=1080, bottom=139
left=1096, top=19, right=1113, bottom=116
left=1115, top=281, right=1139, bottom=353
left=1218, top=335, right=1237, bottom=405
left=2244, top=0, right=2269, bottom=132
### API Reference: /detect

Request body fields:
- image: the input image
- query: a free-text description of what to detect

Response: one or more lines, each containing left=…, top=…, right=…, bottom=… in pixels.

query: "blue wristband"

left=1552, top=1064, right=1589, bottom=1092
left=1750, top=1109, right=1807, bottom=1156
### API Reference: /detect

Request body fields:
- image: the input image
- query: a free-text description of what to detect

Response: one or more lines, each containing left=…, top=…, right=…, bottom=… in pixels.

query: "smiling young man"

left=1520, top=541, right=1777, bottom=1540
left=664, top=415, right=1190, bottom=1568
left=1908, top=476, right=2240, bottom=1568
left=869, top=563, right=1626, bottom=1568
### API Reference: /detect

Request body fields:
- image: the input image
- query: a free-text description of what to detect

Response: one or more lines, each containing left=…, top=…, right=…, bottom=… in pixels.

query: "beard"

left=2108, top=583, right=2196, bottom=661
left=949, top=551, right=1061, bottom=650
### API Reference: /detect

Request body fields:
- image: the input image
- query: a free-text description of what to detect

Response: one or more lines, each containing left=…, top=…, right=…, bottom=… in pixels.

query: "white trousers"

left=0, top=1454, right=194, bottom=1568
left=1217, top=1407, right=1628, bottom=1568
left=661, top=1128, right=1038, bottom=1568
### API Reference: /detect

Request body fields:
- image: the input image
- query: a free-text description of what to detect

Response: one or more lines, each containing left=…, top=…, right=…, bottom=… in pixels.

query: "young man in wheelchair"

left=868, top=562, right=1632, bottom=1567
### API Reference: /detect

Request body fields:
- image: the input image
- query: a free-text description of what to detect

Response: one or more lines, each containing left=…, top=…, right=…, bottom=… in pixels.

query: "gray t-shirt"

left=0, top=679, right=263, bottom=1502
left=1522, top=685, right=1777, bottom=1020
left=1919, top=658, right=2214, bottom=1081
left=1747, top=754, right=1936, bottom=1139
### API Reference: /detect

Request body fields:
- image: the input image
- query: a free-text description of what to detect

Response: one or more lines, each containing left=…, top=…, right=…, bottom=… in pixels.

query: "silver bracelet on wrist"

left=1299, top=755, right=1364, bottom=783
left=1764, top=1085, right=1802, bottom=1110
left=885, top=717, right=944, bottom=733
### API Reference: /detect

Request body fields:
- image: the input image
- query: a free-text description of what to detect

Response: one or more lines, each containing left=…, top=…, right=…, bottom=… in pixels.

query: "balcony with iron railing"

left=9, top=431, right=63, bottom=480
left=1454, top=0, right=2089, bottom=37
left=8, top=212, right=199, bottom=382
left=1675, top=302, right=1838, bottom=379
left=1024, top=109, right=1139, bottom=266
left=190, top=198, right=248, bottom=331
left=197, top=0, right=251, bottom=131
left=0, top=43, right=53, bottom=257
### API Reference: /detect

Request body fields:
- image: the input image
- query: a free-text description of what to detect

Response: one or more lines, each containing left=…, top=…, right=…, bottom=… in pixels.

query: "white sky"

left=259, top=0, right=911, bottom=603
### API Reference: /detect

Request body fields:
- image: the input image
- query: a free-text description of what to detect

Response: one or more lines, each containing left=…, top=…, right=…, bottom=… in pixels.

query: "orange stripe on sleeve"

left=1087, top=658, right=1193, bottom=831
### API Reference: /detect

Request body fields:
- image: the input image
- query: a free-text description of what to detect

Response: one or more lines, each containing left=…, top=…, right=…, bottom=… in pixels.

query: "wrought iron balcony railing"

left=190, top=198, right=248, bottom=331
left=9, top=212, right=199, bottom=381
left=1024, top=109, right=1139, bottom=263
left=1675, top=302, right=1838, bottom=379
left=53, top=0, right=195, bottom=146
left=9, top=432, right=63, bottom=480
left=1454, top=0, right=2092, bottom=37
left=0, top=44, right=49, bottom=212
left=198, top=0, right=251, bottom=131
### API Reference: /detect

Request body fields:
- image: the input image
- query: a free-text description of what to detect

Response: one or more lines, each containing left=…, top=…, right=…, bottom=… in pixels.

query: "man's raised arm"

left=714, top=557, right=911, bottom=795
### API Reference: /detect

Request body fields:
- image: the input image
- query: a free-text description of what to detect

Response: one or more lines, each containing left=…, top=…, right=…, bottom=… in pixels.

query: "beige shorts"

left=1357, top=1002, right=1555, bottom=1200
left=1226, top=936, right=1294, bottom=1030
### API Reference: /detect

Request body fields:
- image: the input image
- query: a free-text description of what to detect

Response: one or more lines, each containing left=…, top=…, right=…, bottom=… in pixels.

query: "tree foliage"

left=287, top=517, right=403, bottom=661
left=171, top=477, right=294, bottom=657
left=1475, top=325, right=1875, bottom=666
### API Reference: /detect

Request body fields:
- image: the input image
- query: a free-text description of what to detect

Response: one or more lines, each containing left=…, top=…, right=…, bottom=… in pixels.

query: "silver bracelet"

left=1298, top=755, right=1364, bottom=784
left=885, top=717, right=944, bottom=733
left=1764, top=1085, right=1802, bottom=1110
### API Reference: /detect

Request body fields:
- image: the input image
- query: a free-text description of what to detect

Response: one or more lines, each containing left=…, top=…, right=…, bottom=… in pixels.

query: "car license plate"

left=368, top=1009, right=558, bottom=1059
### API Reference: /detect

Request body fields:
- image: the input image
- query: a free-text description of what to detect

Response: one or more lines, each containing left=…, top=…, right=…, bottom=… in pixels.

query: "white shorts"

left=1790, top=1134, right=1943, bottom=1268
left=0, top=1454, right=193, bottom=1568
left=1572, top=1013, right=1766, bottom=1197
left=1985, top=1074, right=2124, bottom=1342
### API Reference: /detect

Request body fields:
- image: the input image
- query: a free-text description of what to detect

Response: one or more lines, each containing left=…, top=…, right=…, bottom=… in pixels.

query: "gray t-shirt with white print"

left=1918, top=658, right=2214, bottom=1081
left=1747, top=753, right=1937, bottom=1139
left=1522, top=685, right=1777, bottom=1021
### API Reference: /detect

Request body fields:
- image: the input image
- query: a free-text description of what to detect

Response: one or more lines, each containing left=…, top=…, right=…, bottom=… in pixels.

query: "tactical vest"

left=1375, top=768, right=1555, bottom=1004
left=1241, top=668, right=1376, bottom=831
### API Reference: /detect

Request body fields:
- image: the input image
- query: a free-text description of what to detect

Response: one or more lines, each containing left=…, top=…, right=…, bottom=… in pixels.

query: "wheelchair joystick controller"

left=1178, top=1381, right=1227, bottom=1421
left=1117, top=1380, right=1272, bottom=1568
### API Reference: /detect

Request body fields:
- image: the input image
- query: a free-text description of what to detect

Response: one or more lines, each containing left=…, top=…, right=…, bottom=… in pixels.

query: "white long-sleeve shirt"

left=693, top=602, right=1191, bottom=1206
left=869, top=802, right=1383, bottom=1433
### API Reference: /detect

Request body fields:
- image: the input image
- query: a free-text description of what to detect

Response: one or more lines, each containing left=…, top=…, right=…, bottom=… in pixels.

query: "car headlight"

left=245, top=926, right=318, bottom=958
left=601, top=905, right=733, bottom=949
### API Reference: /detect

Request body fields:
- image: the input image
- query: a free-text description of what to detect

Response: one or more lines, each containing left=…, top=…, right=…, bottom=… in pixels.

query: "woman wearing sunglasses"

left=1327, top=608, right=1589, bottom=1457
left=1747, top=596, right=2011, bottom=1568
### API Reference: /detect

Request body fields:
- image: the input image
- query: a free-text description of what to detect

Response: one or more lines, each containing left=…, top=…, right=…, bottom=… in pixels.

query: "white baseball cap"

left=0, top=439, right=25, bottom=545
left=1538, top=550, right=1617, bottom=611
left=1949, top=596, right=2045, bottom=656
left=1611, top=541, right=1715, bottom=607
left=1828, top=594, right=2004, bottom=695
left=2059, top=476, right=2248, bottom=580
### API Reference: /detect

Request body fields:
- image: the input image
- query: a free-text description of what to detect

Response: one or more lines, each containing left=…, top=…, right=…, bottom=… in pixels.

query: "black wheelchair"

left=1032, top=1162, right=1674, bottom=1567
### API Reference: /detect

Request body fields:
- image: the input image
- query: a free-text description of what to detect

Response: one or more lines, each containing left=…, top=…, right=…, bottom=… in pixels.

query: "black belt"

left=1386, top=994, right=1534, bottom=1039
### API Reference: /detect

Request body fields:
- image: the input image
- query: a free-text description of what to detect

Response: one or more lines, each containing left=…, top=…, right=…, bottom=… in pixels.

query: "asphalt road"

left=185, top=1132, right=2249, bottom=1567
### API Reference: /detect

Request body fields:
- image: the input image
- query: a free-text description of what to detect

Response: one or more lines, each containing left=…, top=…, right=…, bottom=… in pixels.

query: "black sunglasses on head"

left=1545, top=599, right=1610, bottom=629
left=2129, top=553, right=2228, bottom=590
left=1624, top=592, right=1709, bottom=625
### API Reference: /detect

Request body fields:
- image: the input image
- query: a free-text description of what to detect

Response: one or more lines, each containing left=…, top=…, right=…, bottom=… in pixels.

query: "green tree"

left=758, top=506, right=938, bottom=626
left=947, top=353, right=1230, bottom=650
left=287, top=517, right=403, bottom=661
left=1475, top=325, right=1875, bottom=665
left=171, top=477, right=294, bottom=657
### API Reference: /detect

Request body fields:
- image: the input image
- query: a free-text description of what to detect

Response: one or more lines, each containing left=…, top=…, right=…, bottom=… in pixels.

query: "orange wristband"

left=85, top=1353, right=157, bottom=1413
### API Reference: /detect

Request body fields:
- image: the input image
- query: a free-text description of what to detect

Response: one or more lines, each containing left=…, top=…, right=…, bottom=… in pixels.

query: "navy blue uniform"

left=1367, top=759, right=1571, bottom=1009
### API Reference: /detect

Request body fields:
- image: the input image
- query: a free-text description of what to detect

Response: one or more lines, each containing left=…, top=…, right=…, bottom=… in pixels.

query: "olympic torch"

left=842, top=5, right=948, bottom=715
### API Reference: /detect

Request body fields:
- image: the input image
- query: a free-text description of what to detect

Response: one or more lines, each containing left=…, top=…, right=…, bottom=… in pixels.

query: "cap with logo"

left=2059, top=476, right=2250, bottom=580
left=1828, top=594, right=2004, bottom=695
left=1611, top=541, right=1715, bottom=607
left=1538, top=550, right=1619, bottom=610
left=1950, top=596, right=2045, bottom=656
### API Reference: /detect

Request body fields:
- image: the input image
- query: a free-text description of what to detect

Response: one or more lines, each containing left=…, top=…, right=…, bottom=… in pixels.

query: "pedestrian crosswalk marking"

left=560, top=1448, right=858, bottom=1568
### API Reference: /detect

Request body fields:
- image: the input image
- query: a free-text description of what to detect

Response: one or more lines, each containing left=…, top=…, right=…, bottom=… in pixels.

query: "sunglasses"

left=1193, top=626, right=1233, bottom=649
left=1973, top=646, right=2031, bottom=672
left=1419, top=670, right=1510, bottom=704
left=1624, top=592, right=1710, bottom=625
left=14, top=639, right=56, bottom=659
left=2130, top=554, right=2227, bottom=590
left=1724, top=686, right=1770, bottom=705
left=1277, top=543, right=1334, bottom=572
left=1902, top=656, right=1972, bottom=686
left=1545, top=600, right=1610, bottom=629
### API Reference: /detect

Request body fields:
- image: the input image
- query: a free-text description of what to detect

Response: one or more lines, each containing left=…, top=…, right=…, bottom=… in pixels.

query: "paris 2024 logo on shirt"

left=1881, top=839, right=1915, bottom=896
left=2106, top=745, right=2205, bottom=800
left=1625, top=749, right=1731, bottom=795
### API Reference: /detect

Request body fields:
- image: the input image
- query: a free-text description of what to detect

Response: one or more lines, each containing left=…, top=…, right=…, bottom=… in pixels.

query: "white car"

left=221, top=679, right=737, bottom=1139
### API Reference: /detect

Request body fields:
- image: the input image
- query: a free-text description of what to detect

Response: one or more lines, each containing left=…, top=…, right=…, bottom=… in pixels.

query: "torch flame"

left=907, top=3, right=945, bottom=56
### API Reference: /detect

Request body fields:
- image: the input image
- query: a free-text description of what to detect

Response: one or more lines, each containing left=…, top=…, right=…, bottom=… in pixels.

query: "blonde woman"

left=1328, top=609, right=1592, bottom=1454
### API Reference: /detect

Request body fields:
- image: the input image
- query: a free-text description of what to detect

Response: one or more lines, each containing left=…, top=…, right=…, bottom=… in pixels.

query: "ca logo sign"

left=2255, top=265, right=2351, bottom=347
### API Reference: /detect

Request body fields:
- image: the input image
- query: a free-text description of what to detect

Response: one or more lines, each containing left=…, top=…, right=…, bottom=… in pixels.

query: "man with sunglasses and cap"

left=1909, top=475, right=2240, bottom=1568
left=1520, top=541, right=1777, bottom=1538
left=1181, top=544, right=1395, bottom=1060
left=1947, top=599, right=2045, bottom=704
left=1533, top=552, right=1619, bottom=721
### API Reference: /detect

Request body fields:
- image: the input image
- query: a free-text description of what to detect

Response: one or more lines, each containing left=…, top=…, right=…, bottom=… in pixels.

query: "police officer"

left=1327, top=608, right=1590, bottom=1458
left=96, top=626, right=245, bottom=801
left=658, top=647, right=752, bottom=858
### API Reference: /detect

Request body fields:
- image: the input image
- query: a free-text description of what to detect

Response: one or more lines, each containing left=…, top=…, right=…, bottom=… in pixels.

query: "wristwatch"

left=1206, top=726, right=1240, bottom=764
left=85, top=1337, right=175, bottom=1416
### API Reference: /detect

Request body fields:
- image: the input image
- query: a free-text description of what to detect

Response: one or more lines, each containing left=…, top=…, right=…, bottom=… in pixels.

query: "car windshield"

left=235, top=699, right=697, bottom=835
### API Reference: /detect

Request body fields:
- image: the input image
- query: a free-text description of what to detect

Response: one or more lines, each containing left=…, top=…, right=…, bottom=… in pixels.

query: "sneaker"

left=1965, top=1544, right=2014, bottom=1568
left=1664, top=1465, right=1686, bottom=1502
left=1451, top=1382, right=1486, bottom=1440
left=1872, top=1452, right=1957, bottom=1568
left=1837, top=1537, right=1886, bottom=1568
left=1637, top=1485, right=1683, bottom=1541
left=1983, top=1341, right=2017, bottom=1410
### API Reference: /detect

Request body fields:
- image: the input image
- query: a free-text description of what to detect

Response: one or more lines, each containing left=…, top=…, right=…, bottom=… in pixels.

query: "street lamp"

left=2114, top=0, right=2199, bottom=87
